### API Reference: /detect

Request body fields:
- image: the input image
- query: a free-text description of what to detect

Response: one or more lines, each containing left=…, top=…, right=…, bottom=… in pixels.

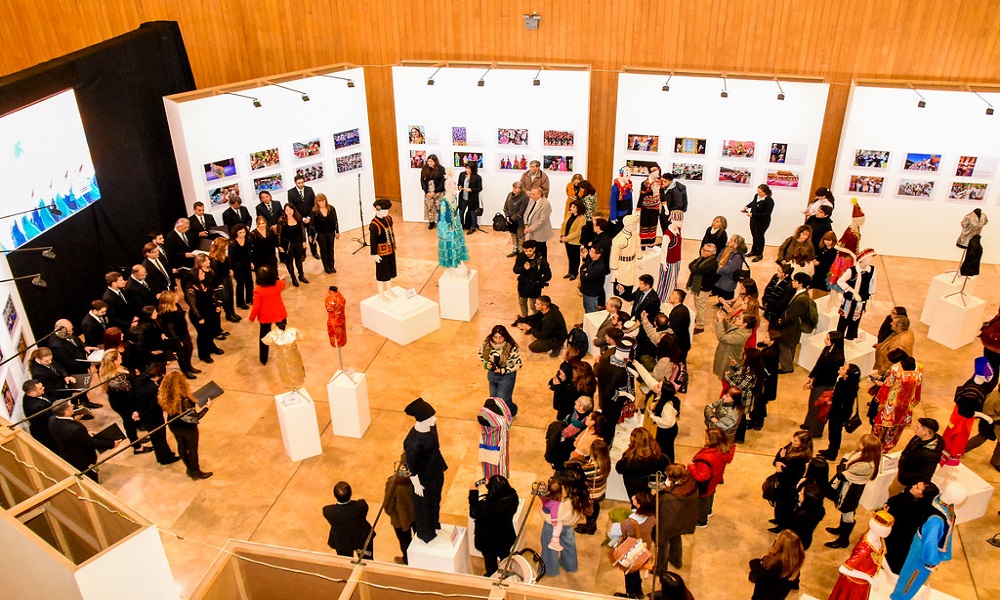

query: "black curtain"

left=0, top=22, right=195, bottom=338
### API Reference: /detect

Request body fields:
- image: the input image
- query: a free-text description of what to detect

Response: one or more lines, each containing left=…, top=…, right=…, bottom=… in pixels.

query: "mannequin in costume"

left=637, top=165, right=664, bottom=249
left=889, top=484, right=967, bottom=600
left=940, top=357, right=993, bottom=466
left=261, top=326, right=305, bottom=389
left=325, top=286, right=347, bottom=348
left=478, top=397, right=513, bottom=479
left=611, top=213, right=642, bottom=298
left=828, top=510, right=895, bottom=600
left=836, top=248, right=876, bottom=340
left=403, top=397, right=448, bottom=543
left=827, top=198, right=864, bottom=310
left=370, top=199, right=398, bottom=301
left=609, top=166, right=634, bottom=224
left=956, top=209, right=987, bottom=248
left=655, top=213, right=683, bottom=301
left=437, top=174, right=470, bottom=274
left=873, top=355, right=924, bottom=453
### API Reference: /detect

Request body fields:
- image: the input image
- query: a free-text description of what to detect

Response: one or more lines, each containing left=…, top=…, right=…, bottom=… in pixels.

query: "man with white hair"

left=164, top=217, right=195, bottom=269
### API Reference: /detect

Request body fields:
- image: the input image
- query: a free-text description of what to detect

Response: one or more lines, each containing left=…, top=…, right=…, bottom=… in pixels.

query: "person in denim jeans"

left=479, top=325, right=522, bottom=416
left=539, top=471, right=589, bottom=575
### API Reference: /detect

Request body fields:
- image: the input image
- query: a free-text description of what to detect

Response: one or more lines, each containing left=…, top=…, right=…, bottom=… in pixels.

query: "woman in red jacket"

left=688, top=428, right=736, bottom=528
left=248, top=264, right=288, bottom=365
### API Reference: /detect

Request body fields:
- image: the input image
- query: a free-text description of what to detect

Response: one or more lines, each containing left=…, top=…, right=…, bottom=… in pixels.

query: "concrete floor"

left=90, top=203, right=998, bottom=599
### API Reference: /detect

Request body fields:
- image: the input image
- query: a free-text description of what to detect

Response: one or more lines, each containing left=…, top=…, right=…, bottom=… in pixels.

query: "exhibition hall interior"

left=1, top=2, right=1000, bottom=599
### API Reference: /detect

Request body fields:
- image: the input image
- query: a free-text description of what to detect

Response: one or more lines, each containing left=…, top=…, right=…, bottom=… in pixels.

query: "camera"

left=475, top=478, right=487, bottom=487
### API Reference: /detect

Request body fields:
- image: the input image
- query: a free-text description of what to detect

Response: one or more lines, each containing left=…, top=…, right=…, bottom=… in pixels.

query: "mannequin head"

left=851, top=198, right=866, bottom=228
left=405, top=397, right=436, bottom=432
left=445, top=174, right=458, bottom=196
left=867, top=509, right=895, bottom=539
left=857, top=248, right=876, bottom=270
left=373, top=199, right=391, bottom=218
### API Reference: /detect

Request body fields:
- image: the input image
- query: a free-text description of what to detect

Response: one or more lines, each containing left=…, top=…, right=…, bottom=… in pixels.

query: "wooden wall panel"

left=3, top=0, right=999, bottom=202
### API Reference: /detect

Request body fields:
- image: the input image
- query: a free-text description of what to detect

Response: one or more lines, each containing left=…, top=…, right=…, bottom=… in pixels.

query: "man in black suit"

left=21, top=379, right=58, bottom=452
left=188, top=201, right=218, bottom=239
left=79, top=300, right=108, bottom=349
left=255, top=190, right=282, bottom=230
left=666, top=289, right=693, bottom=361
left=222, top=195, right=253, bottom=230
left=48, top=401, right=121, bottom=481
left=101, top=271, right=133, bottom=330
left=164, top=218, right=195, bottom=271
left=142, top=242, right=173, bottom=294
left=631, top=274, right=661, bottom=359
left=322, top=481, right=375, bottom=558
left=288, top=175, right=318, bottom=258
left=125, top=264, right=158, bottom=313
left=47, top=319, right=88, bottom=372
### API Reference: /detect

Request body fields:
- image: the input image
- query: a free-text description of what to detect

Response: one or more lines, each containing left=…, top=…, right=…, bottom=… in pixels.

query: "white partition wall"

left=831, top=86, right=1000, bottom=263
left=392, top=66, right=591, bottom=226
left=164, top=68, right=377, bottom=233
left=613, top=74, right=829, bottom=242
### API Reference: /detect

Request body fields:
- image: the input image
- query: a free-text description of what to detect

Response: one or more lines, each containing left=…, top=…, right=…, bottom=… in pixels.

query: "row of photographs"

left=847, top=176, right=990, bottom=202
left=203, top=128, right=362, bottom=184
left=623, top=136, right=807, bottom=165
left=409, top=151, right=575, bottom=173
left=852, top=150, right=997, bottom=178
left=0, top=294, right=30, bottom=420
left=408, top=126, right=576, bottom=149
left=205, top=152, right=364, bottom=206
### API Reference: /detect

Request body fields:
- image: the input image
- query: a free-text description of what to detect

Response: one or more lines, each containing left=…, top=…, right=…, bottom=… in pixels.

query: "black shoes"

left=237, top=304, right=250, bottom=310
left=133, top=446, right=154, bottom=455
left=299, top=276, right=310, bottom=284
left=189, top=471, right=213, bottom=480
left=201, top=356, right=214, bottom=364
left=83, top=400, right=102, bottom=409
left=188, top=367, right=202, bottom=374
left=212, top=348, right=225, bottom=355
left=159, top=455, right=181, bottom=465
left=184, top=372, right=197, bottom=379
left=225, top=314, right=241, bottom=323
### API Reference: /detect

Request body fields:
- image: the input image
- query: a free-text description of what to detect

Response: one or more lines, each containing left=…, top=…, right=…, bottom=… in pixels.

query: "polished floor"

left=90, top=203, right=998, bottom=599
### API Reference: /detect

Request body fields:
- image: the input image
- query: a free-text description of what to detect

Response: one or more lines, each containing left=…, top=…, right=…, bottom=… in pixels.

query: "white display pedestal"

left=797, top=329, right=876, bottom=375
left=583, top=310, right=608, bottom=358
left=870, top=568, right=962, bottom=600
left=860, top=453, right=899, bottom=511
left=439, top=269, right=479, bottom=321
left=327, top=371, right=370, bottom=439
left=407, top=524, right=470, bottom=574
left=638, top=247, right=661, bottom=290
left=469, top=499, right=526, bottom=557
left=932, top=462, right=995, bottom=525
left=816, top=303, right=841, bottom=334
left=920, top=272, right=977, bottom=326
left=274, top=389, right=322, bottom=462
left=360, top=287, right=440, bottom=346
left=927, top=293, right=986, bottom=350
left=605, top=414, right=646, bottom=502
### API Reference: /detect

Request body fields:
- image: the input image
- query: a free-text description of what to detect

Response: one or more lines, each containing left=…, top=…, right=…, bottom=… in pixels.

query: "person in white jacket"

left=634, top=361, right=680, bottom=462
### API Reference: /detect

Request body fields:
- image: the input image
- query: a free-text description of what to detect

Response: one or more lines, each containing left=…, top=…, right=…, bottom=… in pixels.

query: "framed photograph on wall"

left=543, top=155, right=574, bottom=172
left=454, top=152, right=484, bottom=168
left=897, top=179, right=934, bottom=197
left=1, top=377, right=12, bottom=420
left=848, top=175, right=884, bottom=195
left=671, top=163, right=704, bottom=181
left=336, top=152, right=363, bottom=174
left=948, top=182, right=988, bottom=202
left=3, top=296, right=17, bottom=335
left=625, top=159, right=660, bottom=176
left=498, top=128, right=529, bottom=146
left=293, top=139, right=322, bottom=160
left=410, top=150, right=427, bottom=169
left=249, top=148, right=280, bottom=171
left=955, top=156, right=977, bottom=177
left=903, top=152, right=941, bottom=172
left=333, top=128, right=361, bottom=150
left=16, top=330, right=27, bottom=364
left=721, top=140, right=755, bottom=159
left=766, top=170, right=801, bottom=188
left=674, top=137, right=706, bottom=155
left=543, top=130, right=574, bottom=148
left=208, top=183, right=241, bottom=207
left=853, top=149, right=890, bottom=169
left=718, top=166, right=753, bottom=185
left=408, top=125, right=426, bottom=145
left=452, top=127, right=468, bottom=146
left=499, top=154, right=528, bottom=171
left=295, top=163, right=325, bottom=183
left=203, top=158, right=237, bottom=182
left=626, top=134, right=659, bottom=152
left=253, top=174, right=283, bottom=193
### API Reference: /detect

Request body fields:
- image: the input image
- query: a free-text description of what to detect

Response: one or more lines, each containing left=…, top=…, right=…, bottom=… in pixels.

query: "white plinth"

left=583, top=310, right=608, bottom=358
left=932, top=462, right=995, bottom=525
left=638, top=247, right=661, bottom=289
left=606, top=416, right=645, bottom=502
left=927, top=293, right=987, bottom=350
left=797, top=329, right=876, bottom=375
left=469, top=498, right=526, bottom=557
left=327, top=371, right=370, bottom=438
left=606, top=467, right=629, bottom=502
left=816, top=303, right=841, bottom=334
left=439, top=269, right=479, bottom=321
left=860, top=453, right=900, bottom=511
left=407, top=524, right=470, bottom=574
left=360, top=286, right=441, bottom=346
left=920, top=272, right=977, bottom=326
left=870, top=568, right=962, bottom=600
left=274, top=389, right=322, bottom=462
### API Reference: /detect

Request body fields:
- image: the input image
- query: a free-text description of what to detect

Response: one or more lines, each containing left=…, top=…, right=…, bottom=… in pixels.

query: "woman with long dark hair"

left=458, top=161, right=483, bottom=233
left=576, top=179, right=598, bottom=247
left=278, top=202, right=308, bottom=286
left=538, top=472, right=589, bottom=576
left=158, top=370, right=213, bottom=480
left=184, top=257, right=224, bottom=364
left=209, top=237, right=240, bottom=323
left=769, top=430, right=813, bottom=532
left=559, top=199, right=585, bottom=280
left=248, top=264, right=288, bottom=365
left=748, top=530, right=805, bottom=599
left=726, top=346, right=767, bottom=441
left=99, top=349, right=151, bottom=454
left=229, top=224, right=254, bottom=309
left=468, top=474, right=519, bottom=576
left=635, top=361, right=680, bottom=462
left=420, top=154, right=445, bottom=229
left=743, top=183, right=774, bottom=262
left=248, top=215, right=278, bottom=273
left=549, top=345, right=585, bottom=421
left=573, top=438, right=610, bottom=535
left=821, top=363, right=862, bottom=459
left=618, top=491, right=657, bottom=598
left=825, top=433, right=881, bottom=548
left=711, top=234, right=748, bottom=301
left=478, top=325, right=522, bottom=414
left=803, top=331, right=846, bottom=438
left=157, top=291, right=197, bottom=378
left=310, top=193, right=340, bottom=273
left=616, top=427, right=668, bottom=500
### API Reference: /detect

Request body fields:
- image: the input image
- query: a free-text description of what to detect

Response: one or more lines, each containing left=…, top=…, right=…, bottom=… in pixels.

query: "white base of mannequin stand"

left=920, top=272, right=977, bottom=325
left=360, top=287, right=440, bottom=345
left=798, top=328, right=876, bottom=375
left=326, top=371, right=370, bottom=438
left=439, top=269, right=479, bottom=321
left=406, top=524, right=470, bottom=574
left=274, top=389, right=322, bottom=462
left=583, top=310, right=607, bottom=357
left=927, top=293, right=986, bottom=350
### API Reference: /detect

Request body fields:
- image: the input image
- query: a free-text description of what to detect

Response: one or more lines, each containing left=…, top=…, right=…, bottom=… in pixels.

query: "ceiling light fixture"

left=661, top=74, right=673, bottom=92
left=0, top=273, right=47, bottom=287
left=973, top=91, right=995, bottom=115
left=532, top=68, right=542, bottom=87
left=223, top=91, right=262, bottom=108
left=910, top=85, right=927, bottom=108
left=0, top=247, right=56, bottom=259
left=477, top=66, right=493, bottom=87
left=272, top=83, right=310, bottom=102
left=720, top=77, right=728, bottom=99
left=426, top=66, right=443, bottom=86
left=320, top=74, right=355, bottom=88
left=775, top=79, right=785, bottom=101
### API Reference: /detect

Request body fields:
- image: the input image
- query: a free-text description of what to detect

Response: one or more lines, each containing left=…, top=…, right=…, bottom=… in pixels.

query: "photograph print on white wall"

left=3, top=296, right=17, bottom=335
left=336, top=152, right=363, bottom=174
left=295, top=163, right=325, bottom=183
left=408, top=126, right=426, bottom=144
left=410, top=150, right=426, bottom=169
left=543, top=155, right=574, bottom=172
left=454, top=152, right=484, bottom=168
left=770, top=143, right=809, bottom=166
left=671, top=163, right=704, bottom=181
left=249, top=148, right=280, bottom=171
left=544, top=130, right=574, bottom=148
left=849, top=175, right=884, bottom=195
left=897, top=179, right=934, bottom=198
left=499, top=155, right=529, bottom=171
left=254, top=174, right=283, bottom=193
left=853, top=149, right=890, bottom=169
left=625, top=159, right=660, bottom=176
left=208, top=183, right=240, bottom=207
left=955, top=156, right=977, bottom=177
left=674, top=137, right=706, bottom=155
left=333, top=128, right=361, bottom=150
left=721, top=140, right=755, bottom=159
left=948, top=182, right=988, bottom=202
left=293, top=139, right=322, bottom=159
left=452, top=127, right=467, bottom=146
left=626, top=134, right=659, bottom=152
left=766, top=170, right=800, bottom=188
left=718, top=166, right=753, bottom=185
left=204, top=158, right=237, bottom=182
left=903, top=152, right=941, bottom=172
left=498, top=128, right=529, bottom=146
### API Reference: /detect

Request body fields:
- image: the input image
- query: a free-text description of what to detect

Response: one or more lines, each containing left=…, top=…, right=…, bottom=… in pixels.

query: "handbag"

left=761, top=472, right=779, bottom=506
left=844, top=397, right=863, bottom=433
left=609, top=535, right=653, bottom=573
left=814, top=389, right=834, bottom=423
left=734, top=255, right=751, bottom=281
left=492, top=212, right=508, bottom=232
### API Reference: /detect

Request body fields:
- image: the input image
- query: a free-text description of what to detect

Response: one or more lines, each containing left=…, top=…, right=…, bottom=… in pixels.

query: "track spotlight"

left=272, top=83, right=310, bottom=102
left=42, top=248, right=56, bottom=259
left=910, top=86, right=927, bottom=108
left=720, top=77, right=728, bottom=99
left=47, top=203, right=62, bottom=217
left=532, top=68, right=541, bottom=86
left=223, top=91, right=262, bottom=108
left=477, top=79, right=485, bottom=87
left=0, top=204, right=61, bottom=222
left=320, top=74, right=355, bottom=88
left=0, top=247, right=56, bottom=259
left=973, top=91, right=995, bottom=116
left=477, top=66, right=493, bottom=87
left=775, top=79, right=785, bottom=101
left=0, top=273, right=46, bottom=287
left=661, top=74, right=672, bottom=92
left=426, top=66, right=442, bottom=86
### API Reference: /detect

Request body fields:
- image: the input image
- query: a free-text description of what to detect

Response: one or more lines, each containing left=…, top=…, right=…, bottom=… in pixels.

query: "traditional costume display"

left=828, top=510, right=894, bottom=600
left=477, top=397, right=512, bottom=479
left=610, top=214, right=641, bottom=297
left=655, top=220, right=683, bottom=300
left=370, top=209, right=397, bottom=282
left=836, top=248, right=876, bottom=340
left=637, top=174, right=663, bottom=248
left=261, top=326, right=305, bottom=389
left=940, top=358, right=993, bottom=466
left=437, top=179, right=470, bottom=269
left=403, top=398, right=448, bottom=543
left=828, top=199, right=864, bottom=291
left=324, top=286, right=347, bottom=347
left=873, top=361, right=925, bottom=453
left=609, top=167, right=633, bottom=223
left=890, top=486, right=965, bottom=600
left=956, top=209, right=987, bottom=248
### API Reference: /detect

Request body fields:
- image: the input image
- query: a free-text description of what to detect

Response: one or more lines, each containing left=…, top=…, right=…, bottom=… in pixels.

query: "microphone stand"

left=354, top=461, right=410, bottom=564
left=495, top=480, right=547, bottom=585
left=0, top=327, right=66, bottom=370
left=6, top=372, right=121, bottom=430
left=351, top=173, right=370, bottom=255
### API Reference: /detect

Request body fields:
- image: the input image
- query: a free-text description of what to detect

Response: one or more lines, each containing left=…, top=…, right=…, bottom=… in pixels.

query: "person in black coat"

left=142, top=243, right=174, bottom=294
left=48, top=401, right=119, bottom=481
left=102, top=271, right=133, bottom=331
left=805, top=204, right=834, bottom=254
left=163, top=219, right=195, bottom=271
left=701, top=216, right=728, bottom=254
left=512, top=240, right=552, bottom=319
left=820, top=364, right=861, bottom=459
left=124, top=265, right=158, bottom=316
left=802, top=331, right=845, bottom=438
left=188, top=202, right=218, bottom=239
left=133, top=363, right=179, bottom=465
left=748, top=530, right=804, bottom=600
left=770, top=430, right=813, bottom=532
left=28, top=348, right=74, bottom=399
left=762, top=264, right=795, bottom=325
left=883, top=481, right=938, bottom=574
left=743, top=185, right=775, bottom=261
left=255, top=190, right=282, bottom=228
left=469, top=475, right=520, bottom=576
left=221, top=195, right=253, bottom=230
left=579, top=246, right=610, bottom=313
left=288, top=175, right=318, bottom=258
left=896, top=418, right=944, bottom=488
left=789, top=479, right=826, bottom=550
left=21, top=380, right=59, bottom=451
left=322, top=481, right=375, bottom=558
left=47, top=319, right=88, bottom=372
left=458, top=162, right=484, bottom=233
left=517, top=296, right=567, bottom=356
left=403, top=398, right=448, bottom=543
left=310, top=193, right=341, bottom=274
left=228, top=225, right=254, bottom=309
left=631, top=274, right=660, bottom=357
